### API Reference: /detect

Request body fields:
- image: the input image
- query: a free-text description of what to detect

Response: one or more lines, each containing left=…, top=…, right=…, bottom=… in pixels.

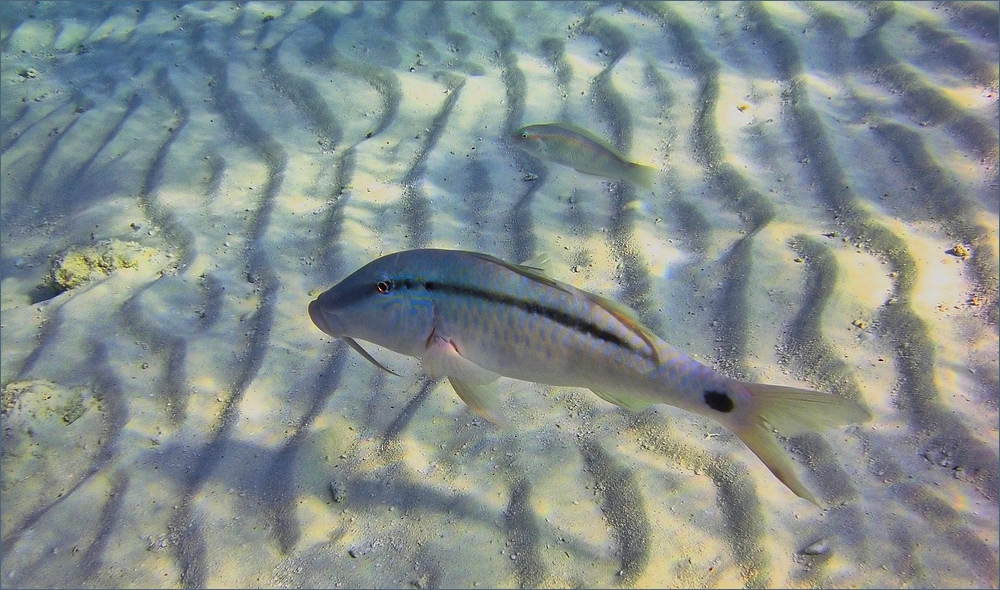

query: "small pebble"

left=802, top=540, right=828, bottom=556
left=330, top=479, right=347, bottom=503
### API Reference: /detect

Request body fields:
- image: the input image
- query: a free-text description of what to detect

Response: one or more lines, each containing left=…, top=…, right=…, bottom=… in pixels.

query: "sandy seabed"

left=1, top=2, right=998, bottom=588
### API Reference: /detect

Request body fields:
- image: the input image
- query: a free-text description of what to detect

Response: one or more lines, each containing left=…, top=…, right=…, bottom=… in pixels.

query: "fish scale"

left=309, top=248, right=871, bottom=505
left=430, top=267, right=654, bottom=384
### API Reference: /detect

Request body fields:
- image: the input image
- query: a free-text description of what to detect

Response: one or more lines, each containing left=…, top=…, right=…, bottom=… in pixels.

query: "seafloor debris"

left=330, top=478, right=347, bottom=503
left=48, top=239, right=160, bottom=292
left=801, top=539, right=829, bottom=556
left=1, top=379, right=91, bottom=424
left=947, top=243, right=970, bottom=259
left=1, top=380, right=104, bottom=515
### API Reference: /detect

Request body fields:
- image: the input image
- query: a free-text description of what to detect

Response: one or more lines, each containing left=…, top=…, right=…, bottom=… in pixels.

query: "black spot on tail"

left=704, top=390, right=734, bottom=413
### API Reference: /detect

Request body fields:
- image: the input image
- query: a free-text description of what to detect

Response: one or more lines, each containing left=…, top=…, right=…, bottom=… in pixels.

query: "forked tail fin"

left=726, top=382, right=871, bottom=506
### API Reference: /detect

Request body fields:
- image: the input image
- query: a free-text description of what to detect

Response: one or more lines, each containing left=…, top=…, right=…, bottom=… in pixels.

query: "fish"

left=510, top=122, right=657, bottom=188
left=308, top=249, right=871, bottom=505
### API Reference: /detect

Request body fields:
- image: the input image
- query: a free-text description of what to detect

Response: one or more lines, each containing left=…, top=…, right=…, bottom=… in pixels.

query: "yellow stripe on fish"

left=511, top=122, right=657, bottom=188
left=308, top=249, right=871, bottom=506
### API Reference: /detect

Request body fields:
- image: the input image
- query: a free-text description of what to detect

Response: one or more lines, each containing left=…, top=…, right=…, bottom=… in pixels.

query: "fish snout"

left=308, top=299, right=343, bottom=337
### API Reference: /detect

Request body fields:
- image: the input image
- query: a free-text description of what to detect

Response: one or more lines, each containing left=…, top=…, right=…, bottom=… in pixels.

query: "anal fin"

left=591, top=388, right=653, bottom=413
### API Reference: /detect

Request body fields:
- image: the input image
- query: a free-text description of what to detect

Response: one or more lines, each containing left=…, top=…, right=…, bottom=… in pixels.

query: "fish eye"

left=376, top=280, right=393, bottom=294
left=521, top=132, right=529, bottom=139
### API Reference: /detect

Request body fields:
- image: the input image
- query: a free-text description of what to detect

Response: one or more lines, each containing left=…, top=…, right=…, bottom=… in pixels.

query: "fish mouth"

left=308, top=299, right=342, bottom=337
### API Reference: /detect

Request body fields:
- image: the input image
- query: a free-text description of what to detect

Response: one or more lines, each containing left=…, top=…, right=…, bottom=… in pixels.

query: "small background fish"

left=511, top=122, right=657, bottom=188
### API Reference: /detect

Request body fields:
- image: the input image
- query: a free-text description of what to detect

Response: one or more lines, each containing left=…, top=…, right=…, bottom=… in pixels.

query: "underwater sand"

left=1, top=1, right=997, bottom=588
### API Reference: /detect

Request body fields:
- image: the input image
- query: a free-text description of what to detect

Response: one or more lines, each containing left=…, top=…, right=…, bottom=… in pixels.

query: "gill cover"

left=308, top=252, right=436, bottom=361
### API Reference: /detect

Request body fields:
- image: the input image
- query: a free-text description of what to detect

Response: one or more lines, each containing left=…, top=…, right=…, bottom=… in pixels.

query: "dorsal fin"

left=518, top=253, right=552, bottom=276
left=470, top=252, right=570, bottom=294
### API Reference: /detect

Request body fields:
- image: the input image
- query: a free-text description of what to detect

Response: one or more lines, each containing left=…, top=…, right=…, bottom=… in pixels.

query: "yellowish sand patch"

left=52, top=20, right=91, bottom=50
left=210, top=160, right=270, bottom=216
left=565, top=233, right=619, bottom=295
left=90, top=13, right=137, bottom=43
left=903, top=223, right=977, bottom=317
left=723, top=150, right=759, bottom=173
left=973, top=210, right=1000, bottom=260
left=181, top=383, right=229, bottom=434
left=1, top=380, right=104, bottom=537
left=296, top=495, right=343, bottom=545
left=629, top=215, right=688, bottom=279
left=278, top=176, right=326, bottom=217
left=397, top=434, right=435, bottom=474
left=940, top=82, right=998, bottom=109
left=6, top=19, right=55, bottom=52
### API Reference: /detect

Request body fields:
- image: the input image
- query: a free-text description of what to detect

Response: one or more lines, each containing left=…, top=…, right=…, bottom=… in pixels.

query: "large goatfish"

left=308, top=249, right=870, bottom=505
left=511, top=122, right=657, bottom=188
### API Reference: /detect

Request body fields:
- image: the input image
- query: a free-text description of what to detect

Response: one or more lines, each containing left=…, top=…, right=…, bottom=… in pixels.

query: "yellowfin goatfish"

left=511, top=122, right=657, bottom=188
left=308, top=249, right=870, bottom=505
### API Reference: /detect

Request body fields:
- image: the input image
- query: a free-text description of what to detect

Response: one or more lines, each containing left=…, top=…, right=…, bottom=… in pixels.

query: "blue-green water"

left=1, top=2, right=997, bottom=588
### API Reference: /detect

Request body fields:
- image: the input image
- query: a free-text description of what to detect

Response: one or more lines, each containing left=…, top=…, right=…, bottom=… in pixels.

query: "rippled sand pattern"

left=2, top=2, right=997, bottom=588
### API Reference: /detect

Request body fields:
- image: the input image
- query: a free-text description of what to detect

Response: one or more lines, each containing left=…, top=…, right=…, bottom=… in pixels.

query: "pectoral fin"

left=591, top=388, right=653, bottom=413
left=422, top=336, right=499, bottom=384
left=422, top=335, right=506, bottom=426
left=449, top=377, right=508, bottom=428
